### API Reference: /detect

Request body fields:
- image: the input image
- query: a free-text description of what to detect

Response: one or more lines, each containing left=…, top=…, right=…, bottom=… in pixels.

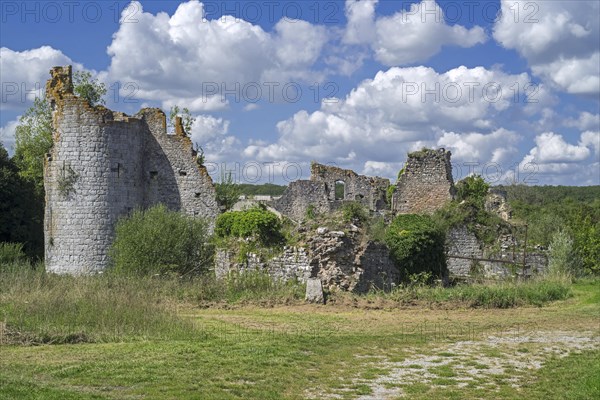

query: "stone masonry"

left=446, top=226, right=547, bottom=279
left=392, top=148, right=454, bottom=214
left=272, top=162, right=390, bottom=221
left=214, top=227, right=399, bottom=294
left=44, top=66, right=218, bottom=274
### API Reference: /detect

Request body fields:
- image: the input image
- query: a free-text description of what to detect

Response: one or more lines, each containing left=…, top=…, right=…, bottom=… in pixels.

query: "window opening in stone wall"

left=335, top=180, right=345, bottom=200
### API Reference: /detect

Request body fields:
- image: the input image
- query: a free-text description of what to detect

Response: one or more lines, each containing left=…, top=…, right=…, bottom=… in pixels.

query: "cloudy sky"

left=1, top=0, right=599, bottom=185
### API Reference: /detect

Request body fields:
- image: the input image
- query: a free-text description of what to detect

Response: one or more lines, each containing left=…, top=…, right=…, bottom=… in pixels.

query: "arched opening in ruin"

left=334, top=180, right=345, bottom=200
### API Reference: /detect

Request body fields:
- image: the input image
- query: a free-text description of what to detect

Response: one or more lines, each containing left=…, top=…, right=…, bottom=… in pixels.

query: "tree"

left=13, top=97, right=53, bottom=192
left=215, top=171, right=241, bottom=211
left=73, top=71, right=107, bottom=106
left=169, top=105, right=195, bottom=135
left=455, top=175, right=490, bottom=206
left=0, top=143, right=44, bottom=258
left=548, top=229, right=581, bottom=278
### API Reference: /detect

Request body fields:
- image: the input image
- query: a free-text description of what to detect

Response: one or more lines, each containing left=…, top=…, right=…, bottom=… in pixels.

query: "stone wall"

left=271, top=180, right=332, bottom=221
left=44, top=66, right=218, bottom=274
left=446, top=225, right=547, bottom=279
left=310, top=163, right=389, bottom=210
left=215, top=228, right=399, bottom=294
left=392, top=148, right=454, bottom=214
left=271, top=163, right=390, bottom=221
left=214, top=246, right=312, bottom=283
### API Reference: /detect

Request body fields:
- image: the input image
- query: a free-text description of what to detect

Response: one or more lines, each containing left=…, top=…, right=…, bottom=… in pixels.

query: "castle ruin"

left=44, top=66, right=219, bottom=274
left=392, top=148, right=455, bottom=214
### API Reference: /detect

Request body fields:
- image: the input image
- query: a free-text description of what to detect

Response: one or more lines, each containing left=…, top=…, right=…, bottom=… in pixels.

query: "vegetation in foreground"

left=0, top=262, right=598, bottom=399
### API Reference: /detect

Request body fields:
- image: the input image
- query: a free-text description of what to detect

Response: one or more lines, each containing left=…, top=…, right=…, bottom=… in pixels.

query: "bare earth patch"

left=312, top=330, right=600, bottom=400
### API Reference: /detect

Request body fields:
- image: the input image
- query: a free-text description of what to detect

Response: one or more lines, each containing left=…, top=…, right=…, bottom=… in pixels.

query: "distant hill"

left=494, top=185, right=600, bottom=206
left=236, top=183, right=287, bottom=197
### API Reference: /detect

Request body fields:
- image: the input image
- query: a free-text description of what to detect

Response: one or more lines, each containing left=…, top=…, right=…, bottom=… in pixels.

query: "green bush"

left=341, top=201, right=368, bottom=224
left=455, top=175, right=490, bottom=206
left=548, top=229, right=582, bottom=278
left=385, top=214, right=446, bottom=282
left=0, top=242, right=27, bottom=266
left=215, top=205, right=284, bottom=246
left=110, top=204, right=212, bottom=276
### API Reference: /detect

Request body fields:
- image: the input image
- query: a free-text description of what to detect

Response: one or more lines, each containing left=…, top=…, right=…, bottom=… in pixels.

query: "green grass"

left=0, top=265, right=598, bottom=399
left=0, top=265, right=304, bottom=344
left=378, top=278, right=573, bottom=308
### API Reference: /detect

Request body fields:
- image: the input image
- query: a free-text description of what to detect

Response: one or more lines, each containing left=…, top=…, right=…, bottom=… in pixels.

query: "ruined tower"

left=44, top=66, right=219, bottom=274
left=392, top=148, right=454, bottom=214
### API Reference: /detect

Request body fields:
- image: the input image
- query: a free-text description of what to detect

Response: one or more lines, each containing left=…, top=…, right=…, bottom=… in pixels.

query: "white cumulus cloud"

left=494, top=0, right=600, bottom=95
left=342, top=0, right=486, bottom=66
left=104, top=0, right=328, bottom=112
left=0, top=46, right=82, bottom=111
left=244, top=65, right=542, bottom=178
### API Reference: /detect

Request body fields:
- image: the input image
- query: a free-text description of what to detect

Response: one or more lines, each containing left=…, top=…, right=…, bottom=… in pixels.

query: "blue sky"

left=1, top=0, right=599, bottom=185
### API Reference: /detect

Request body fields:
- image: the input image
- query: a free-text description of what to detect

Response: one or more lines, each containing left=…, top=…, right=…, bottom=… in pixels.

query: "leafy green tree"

left=73, top=71, right=106, bottom=106
left=385, top=214, right=446, bottom=282
left=13, top=97, right=53, bottom=192
left=548, top=229, right=581, bottom=278
left=110, top=204, right=212, bottom=276
left=215, top=171, right=241, bottom=211
left=0, top=143, right=43, bottom=258
left=455, top=175, right=490, bottom=206
left=169, top=105, right=195, bottom=134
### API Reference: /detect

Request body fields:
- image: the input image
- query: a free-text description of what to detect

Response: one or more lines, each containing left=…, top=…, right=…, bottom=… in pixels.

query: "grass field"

left=0, top=272, right=598, bottom=399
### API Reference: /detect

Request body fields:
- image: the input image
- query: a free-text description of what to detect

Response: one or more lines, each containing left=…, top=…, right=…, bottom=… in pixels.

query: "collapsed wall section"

left=311, top=163, right=389, bottom=210
left=271, top=180, right=331, bottom=221
left=392, top=148, right=454, bottom=214
left=44, top=66, right=218, bottom=274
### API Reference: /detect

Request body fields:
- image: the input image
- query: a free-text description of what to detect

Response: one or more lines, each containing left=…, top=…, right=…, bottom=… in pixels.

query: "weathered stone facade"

left=215, top=228, right=399, bottom=294
left=271, top=180, right=332, bottom=221
left=44, top=66, right=218, bottom=274
left=446, top=226, right=547, bottom=279
left=485, top=189, right=512, bottom=221
left=215, top=246, right=312, bottom=283
left=310, top=163, right=389, bottom=209
left=272, top=163, right=390, bottom=221
left=392, top=148, right=454, bottom=214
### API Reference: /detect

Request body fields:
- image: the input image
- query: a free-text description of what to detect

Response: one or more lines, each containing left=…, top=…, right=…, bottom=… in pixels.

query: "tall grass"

left=0, top=264, right=305, bottom=345
left=381, top=277, right=573, bottom=308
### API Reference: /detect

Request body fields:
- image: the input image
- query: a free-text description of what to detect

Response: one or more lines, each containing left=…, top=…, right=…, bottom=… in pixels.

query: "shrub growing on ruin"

left=341, top=201, right=368, bottom=224
left=215, top=205, right=284, bottom=246
left=215, top=171, right=241, bottom=211
left=455, top=175, right=490, bottom=207
left=385, top=214, right=446, bottom=282
left=110, top=204, right=212, bottom=276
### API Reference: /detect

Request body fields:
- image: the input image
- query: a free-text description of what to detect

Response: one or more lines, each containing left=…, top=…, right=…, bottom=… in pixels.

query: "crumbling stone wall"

left=271, top=180, right=331, bottom=221
left=485, top=189, right=512, bottom=221
left=310, top=163, right=389, bottom=210
left=214, top=247, right=312, bottom=283
left=215, top=228, right=399, bottom=294
left=446, top=225, right=547, bottom=279
left=392, top=148, right=454, bottom=214
left=271, top=163, right=390, bottom=221
left=44, top=66, right=218, bottom=274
